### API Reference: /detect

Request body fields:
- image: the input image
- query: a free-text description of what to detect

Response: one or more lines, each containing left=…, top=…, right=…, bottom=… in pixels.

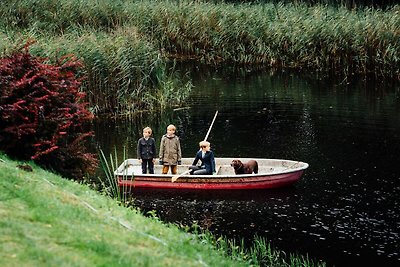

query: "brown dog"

left=231, top=159, right=258, bottom=174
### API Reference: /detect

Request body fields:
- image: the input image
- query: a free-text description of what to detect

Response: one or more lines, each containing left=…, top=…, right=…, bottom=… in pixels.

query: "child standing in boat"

left=137, top=126, right=156, bottom=174
left=189, top=141, right=216, bottom=175
left=159, top=124, right=182, bottom=174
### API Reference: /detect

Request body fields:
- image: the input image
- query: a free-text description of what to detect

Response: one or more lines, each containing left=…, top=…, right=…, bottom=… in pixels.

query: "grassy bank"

left=0, top=154, right=325, bottom=266
left=0, top=0, right=398, bottom=115
left=0, top=154, right=245, bottom=266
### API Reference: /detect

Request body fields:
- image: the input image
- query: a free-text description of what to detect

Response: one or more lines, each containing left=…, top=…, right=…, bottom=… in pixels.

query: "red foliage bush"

left=0, top=43, right=98, bottom=179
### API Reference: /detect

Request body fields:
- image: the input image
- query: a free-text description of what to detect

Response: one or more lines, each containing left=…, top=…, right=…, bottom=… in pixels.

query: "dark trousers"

left=141, top=159, right=154, bottom=174
left=189, top=165, right=210, bottom=175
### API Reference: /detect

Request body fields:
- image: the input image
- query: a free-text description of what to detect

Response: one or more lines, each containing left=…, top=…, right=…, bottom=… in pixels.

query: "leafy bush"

left=0, top=42, right=98, bottom=180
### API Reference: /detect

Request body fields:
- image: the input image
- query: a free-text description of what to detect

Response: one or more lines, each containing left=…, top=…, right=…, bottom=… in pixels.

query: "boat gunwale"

left=114, top=158, right=309, bottom=180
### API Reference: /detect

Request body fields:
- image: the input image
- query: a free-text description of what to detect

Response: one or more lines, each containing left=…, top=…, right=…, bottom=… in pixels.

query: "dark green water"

left=94, top=70, right=400, bottom=267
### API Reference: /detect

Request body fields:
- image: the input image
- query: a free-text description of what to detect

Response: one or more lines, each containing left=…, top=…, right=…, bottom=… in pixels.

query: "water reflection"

left=94, top=71, right=400, bottom=267
left=133, top=186, right=300, bottom=240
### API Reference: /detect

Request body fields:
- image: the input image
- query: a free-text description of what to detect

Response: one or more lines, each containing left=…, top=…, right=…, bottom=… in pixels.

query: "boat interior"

left=115, top=158, right=307, bottom=176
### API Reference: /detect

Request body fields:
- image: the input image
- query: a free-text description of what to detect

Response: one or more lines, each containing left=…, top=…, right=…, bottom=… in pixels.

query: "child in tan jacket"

left=159, top=124, right=182, bottom=174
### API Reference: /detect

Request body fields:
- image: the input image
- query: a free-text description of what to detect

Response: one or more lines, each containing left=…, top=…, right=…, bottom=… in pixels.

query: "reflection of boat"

left=133, top=186, right=299, bottom=203
left=115, top=158, right=309, bottom=190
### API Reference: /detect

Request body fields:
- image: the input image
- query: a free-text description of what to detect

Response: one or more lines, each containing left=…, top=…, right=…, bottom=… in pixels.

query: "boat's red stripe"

left=117, top=171, right=303, bottom=190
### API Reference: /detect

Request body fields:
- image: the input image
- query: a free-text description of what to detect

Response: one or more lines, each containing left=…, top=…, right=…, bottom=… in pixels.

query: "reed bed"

left=129, top=1, right=399, bottom=78
left=1, top=27, right=191, bottom=115
left=1, top=1, right=398, bottom=77
left=0, top=0, right=129, bottom=33
left=1, top=0, right=399, bottom=115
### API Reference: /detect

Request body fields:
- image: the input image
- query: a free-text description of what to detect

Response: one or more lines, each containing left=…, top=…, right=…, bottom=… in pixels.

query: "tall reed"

left=2, top=1, right=398, bottom=79
left=128, top=1, right=399, bottom=78
left=1, top=28, right=192, bottom=115
left=98, top=147, right=135, bottom=205
left=191, top=228, right=326, bottom=267
left=0, top=0, right=129, bottom=33
left=1, top=0, right=398, bottom=117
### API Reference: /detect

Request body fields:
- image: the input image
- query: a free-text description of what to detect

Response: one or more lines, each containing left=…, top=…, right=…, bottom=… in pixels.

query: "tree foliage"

left=0, top=42, right=98, bottom=179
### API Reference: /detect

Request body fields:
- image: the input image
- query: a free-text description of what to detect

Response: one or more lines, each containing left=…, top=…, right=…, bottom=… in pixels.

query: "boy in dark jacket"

left=189, top=141, right=216, bottom=175
left=137, top=127, right=156, bottom=174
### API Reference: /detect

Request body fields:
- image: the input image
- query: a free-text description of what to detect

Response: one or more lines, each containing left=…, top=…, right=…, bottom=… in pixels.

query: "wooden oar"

left=171, top=169, right=191, bottom=183
left=203, top=110, right=218, bottom=141
left=171, top=110, right=219, bottom=183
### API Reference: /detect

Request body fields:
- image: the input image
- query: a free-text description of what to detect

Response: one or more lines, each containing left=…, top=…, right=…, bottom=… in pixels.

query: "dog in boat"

left=231, top=159, right=258, bottom=174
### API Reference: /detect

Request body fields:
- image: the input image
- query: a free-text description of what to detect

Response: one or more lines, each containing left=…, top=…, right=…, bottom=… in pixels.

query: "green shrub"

left=0, top=43, right=98, bottom=179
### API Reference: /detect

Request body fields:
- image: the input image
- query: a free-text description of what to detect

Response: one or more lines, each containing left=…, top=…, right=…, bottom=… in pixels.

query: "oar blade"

left=171, top=169, right=190, bottom=183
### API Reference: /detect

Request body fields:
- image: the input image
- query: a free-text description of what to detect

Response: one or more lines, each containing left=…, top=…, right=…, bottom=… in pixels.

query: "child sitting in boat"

left=189, top=141, right=216, bottom=175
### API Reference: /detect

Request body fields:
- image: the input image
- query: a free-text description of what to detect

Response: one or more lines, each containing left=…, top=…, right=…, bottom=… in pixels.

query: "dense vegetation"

left=0, top=45, right=98, bottom=179
left=1, top=0, right=398, bottom=115
left=222, top=0, right=398, bottom=9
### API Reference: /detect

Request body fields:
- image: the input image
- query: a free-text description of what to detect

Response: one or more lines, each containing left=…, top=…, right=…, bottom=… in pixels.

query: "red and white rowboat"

left=115, top=158, right=308, bottom=190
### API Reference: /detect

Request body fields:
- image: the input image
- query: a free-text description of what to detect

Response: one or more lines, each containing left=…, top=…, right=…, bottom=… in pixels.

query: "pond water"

left=94, top=70, right=400, bottom=267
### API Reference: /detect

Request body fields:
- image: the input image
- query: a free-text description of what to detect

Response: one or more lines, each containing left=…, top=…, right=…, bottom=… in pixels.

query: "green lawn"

left=0, top=154, right=247, bottom=267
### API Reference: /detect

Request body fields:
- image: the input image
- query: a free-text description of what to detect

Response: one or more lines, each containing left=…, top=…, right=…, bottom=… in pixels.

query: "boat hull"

left=115, top=158, right=308, bottom=190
